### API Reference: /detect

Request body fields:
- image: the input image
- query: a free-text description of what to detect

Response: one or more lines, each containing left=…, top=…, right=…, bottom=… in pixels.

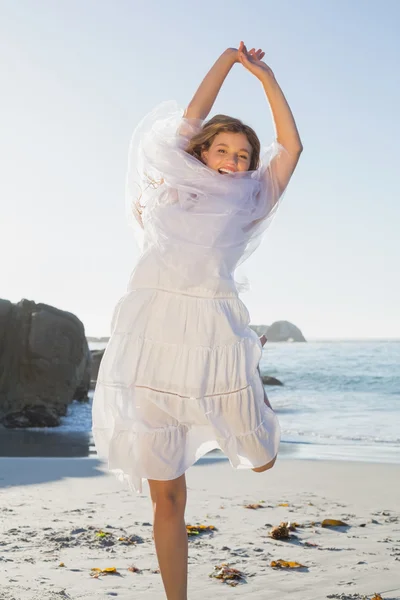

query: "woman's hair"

left=134, top=115, right=261, bottom=221
left=185, top=114, right=261, bottom=171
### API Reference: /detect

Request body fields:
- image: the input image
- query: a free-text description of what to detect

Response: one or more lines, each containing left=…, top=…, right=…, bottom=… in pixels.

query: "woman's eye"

left=217, top=149, right=248, bottom=159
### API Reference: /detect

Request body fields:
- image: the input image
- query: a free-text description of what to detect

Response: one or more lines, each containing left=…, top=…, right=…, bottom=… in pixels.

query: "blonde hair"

left=185, top=114, right=261, bottom=171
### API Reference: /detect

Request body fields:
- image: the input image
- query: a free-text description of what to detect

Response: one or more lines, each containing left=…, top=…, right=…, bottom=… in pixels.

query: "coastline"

left=1, top=427, right=399, bottom=465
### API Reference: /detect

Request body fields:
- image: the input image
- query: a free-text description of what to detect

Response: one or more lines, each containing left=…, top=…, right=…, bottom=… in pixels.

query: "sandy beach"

left=1, top=456, right=399, bottom=600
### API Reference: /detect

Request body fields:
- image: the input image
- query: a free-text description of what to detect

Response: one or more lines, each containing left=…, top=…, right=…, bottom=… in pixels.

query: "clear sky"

left=1, top=0, right=399, bottom=339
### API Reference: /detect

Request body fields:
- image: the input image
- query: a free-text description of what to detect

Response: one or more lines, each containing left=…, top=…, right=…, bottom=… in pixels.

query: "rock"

left=261, top=375, right=283, bottom=386
left=265, top=320, right=306, bottom=342
left=89, top=350, right=105, bottom=389
left=0, top=298, right=91, bottom=428
left=73, top=347, right=92, bottom=401
left=2, top=405, right=62, bottom=428
left=249, top=324, right=269, bottom=337
left=250, top=321, right=306, bottom=342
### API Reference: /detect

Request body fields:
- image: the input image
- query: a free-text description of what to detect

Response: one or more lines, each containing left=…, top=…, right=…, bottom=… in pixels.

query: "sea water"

left=259, top=340, right=400, bottom=463
left=15, top=340, right=400, bottom=464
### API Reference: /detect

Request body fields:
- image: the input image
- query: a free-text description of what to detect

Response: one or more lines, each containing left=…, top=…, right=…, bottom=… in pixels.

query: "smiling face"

left=201, top=131, right=252, bottom=174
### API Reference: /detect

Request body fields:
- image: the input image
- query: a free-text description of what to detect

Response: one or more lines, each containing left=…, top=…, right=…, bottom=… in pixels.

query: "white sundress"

left=91, top=101, right=292, bottom=493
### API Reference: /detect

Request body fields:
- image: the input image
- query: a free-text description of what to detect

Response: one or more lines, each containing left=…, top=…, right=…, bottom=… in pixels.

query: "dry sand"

left=0, top=456, right=399, bottom=599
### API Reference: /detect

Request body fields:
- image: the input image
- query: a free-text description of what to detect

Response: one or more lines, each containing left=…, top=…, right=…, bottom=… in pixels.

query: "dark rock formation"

left=266, top=320, right=306, bottom=342
left=250, top=321, right=306, bottom=342
left=89, top=350, right=105, bottom=389
left=261, top=375, right=283, bottom=386
left=0, top=298, right=91, bottom=428
left=251, top=321, right=306, bottom=343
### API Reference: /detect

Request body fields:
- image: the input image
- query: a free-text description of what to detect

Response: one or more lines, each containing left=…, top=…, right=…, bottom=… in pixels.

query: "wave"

left=281, top=430, right=400, bottom=446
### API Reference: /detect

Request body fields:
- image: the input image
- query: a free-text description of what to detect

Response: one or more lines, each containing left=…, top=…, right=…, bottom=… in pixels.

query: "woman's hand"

left=237, top=41, right=275, bottom=81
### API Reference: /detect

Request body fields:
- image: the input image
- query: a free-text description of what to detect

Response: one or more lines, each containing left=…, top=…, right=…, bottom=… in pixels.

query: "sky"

left=1, top=0, right=399, bottom=339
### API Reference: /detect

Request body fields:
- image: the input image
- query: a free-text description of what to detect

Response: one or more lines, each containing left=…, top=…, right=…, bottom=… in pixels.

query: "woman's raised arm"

left=184, top=48, right=239, bottom=121
left=237, top=41, right=303, bottom=195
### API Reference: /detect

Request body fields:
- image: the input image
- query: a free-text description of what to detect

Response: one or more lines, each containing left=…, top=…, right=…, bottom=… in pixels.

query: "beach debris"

left=321, top=519, right=349, bottom=528
left=269, top=522, right=290, bottom=540
left=326, top=594, right=383, bottom=599
left=118, top=534, right=144, bottom=545
left=209, top=563, right=246, bottom=586
left=244, top=503, right=265, bottom=509
left=95, top=530, right=112, bottom=538
left=186, top=524, right=216, bottom=536
left=90, top=566, right=120, bottom=578
left=269, top=521, right=298, bottom=539
left=270, top=559, right=305, bottom=569
left=94, top=529, right=144, bottom=545
left=127, top=564, right=142, bottom=573
left=278, top=502, right=289, bottom=507
left=58, top=562, right=65, bottom=567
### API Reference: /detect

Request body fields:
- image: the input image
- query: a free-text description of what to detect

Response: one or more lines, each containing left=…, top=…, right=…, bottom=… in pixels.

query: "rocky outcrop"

left=89, top=350, right=105, bottom=389
left=250, top=324, right=269, bottom=337
left=266, top=321, right=306, bottom=342
left=251, top=321, right=306, bottom=343
left=0, top=298, right=91, bottom=428
left=261, top=375, right=283, bottom=386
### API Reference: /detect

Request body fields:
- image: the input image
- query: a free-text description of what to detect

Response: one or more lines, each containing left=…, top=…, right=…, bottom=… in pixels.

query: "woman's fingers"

left=240, top=43, right=265, bottom=63
left=239, top=42, right=263, bottom=53
left=239, top=42, right=267, bottom=69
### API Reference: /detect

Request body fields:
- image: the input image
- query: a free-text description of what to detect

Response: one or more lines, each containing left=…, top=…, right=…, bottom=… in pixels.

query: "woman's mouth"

left=218, top=168, right=236, bottom=175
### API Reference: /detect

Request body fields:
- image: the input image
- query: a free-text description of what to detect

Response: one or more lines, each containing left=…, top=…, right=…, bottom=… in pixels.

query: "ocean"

left=259, top=340, right=400, bottom=463
left=4, top=340, right=399, bottom=464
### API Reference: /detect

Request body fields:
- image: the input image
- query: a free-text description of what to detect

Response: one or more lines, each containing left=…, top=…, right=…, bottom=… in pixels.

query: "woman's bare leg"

left=148, top=474, right=188, bottom=600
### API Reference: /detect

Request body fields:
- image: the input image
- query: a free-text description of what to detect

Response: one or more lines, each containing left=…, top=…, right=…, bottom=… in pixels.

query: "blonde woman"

left=92, top=41, right=303, bottom=599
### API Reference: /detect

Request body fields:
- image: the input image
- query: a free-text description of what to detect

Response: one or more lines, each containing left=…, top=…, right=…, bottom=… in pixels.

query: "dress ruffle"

left=92, top=288, right=280, bottom=493
left=93, top=374, right=280, bottom=494
left=98, top=289, right=259, bottom=394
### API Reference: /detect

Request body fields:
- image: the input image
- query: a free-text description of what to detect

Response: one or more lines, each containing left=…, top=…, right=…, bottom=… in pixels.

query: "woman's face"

left=201, top=131, right=252, bottom=174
